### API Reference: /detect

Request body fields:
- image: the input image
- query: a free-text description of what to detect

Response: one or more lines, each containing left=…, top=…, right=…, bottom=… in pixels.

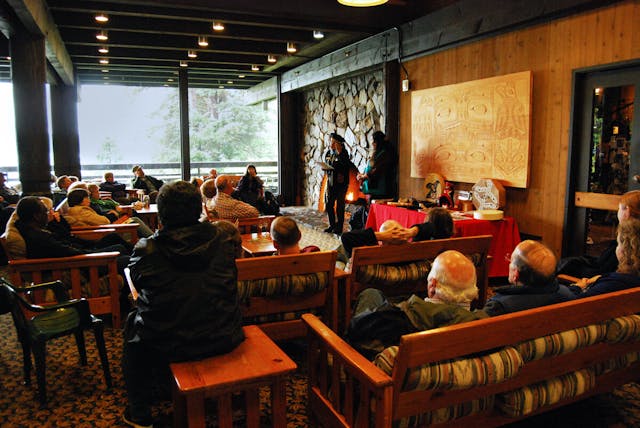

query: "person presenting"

left=346, top=250, right=487, bottom=359
left=122, top=181, right=245, bottom=428
left=323, top=132, right=351, bottom=235
left=357, top=131, right=396, bottom=199
left=482, top=240, right=575, bottom=317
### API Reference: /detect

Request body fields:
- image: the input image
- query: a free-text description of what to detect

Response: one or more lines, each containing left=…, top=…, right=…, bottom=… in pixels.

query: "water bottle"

left=142, top=195, right=150, bottom=208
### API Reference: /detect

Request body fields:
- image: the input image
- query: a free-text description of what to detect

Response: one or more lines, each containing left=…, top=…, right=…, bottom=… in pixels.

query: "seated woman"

left=235, top=164, right=264, bottom=209
left=570, top=218, right=640, bottom=298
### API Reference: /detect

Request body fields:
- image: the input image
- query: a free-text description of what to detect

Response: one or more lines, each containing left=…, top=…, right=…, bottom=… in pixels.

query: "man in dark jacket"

left=131, top=165, right=164, bottom=203
left=121, top=180, right=244, bottom=428
left=482, top=240, right=575, bottom=317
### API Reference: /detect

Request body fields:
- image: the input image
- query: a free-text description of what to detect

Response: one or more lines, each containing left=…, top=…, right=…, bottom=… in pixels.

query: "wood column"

left=50, top=82, right=81, bottom=179
left=10, top=30, right=51, bottom=196
left=277, top=76, right=299, bottom=206
left=179, top=68, right=190, bottom=181
left=383, top=60, right=400, bottom=199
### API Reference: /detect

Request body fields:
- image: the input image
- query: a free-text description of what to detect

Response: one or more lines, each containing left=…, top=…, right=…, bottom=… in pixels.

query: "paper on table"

left=317, top=161, right=334, bottom=170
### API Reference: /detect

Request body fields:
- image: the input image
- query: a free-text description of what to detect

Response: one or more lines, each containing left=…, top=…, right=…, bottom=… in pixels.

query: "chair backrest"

left=235, top=250, right=338, bottom=339
left=236, top=215, right=275, bottom=234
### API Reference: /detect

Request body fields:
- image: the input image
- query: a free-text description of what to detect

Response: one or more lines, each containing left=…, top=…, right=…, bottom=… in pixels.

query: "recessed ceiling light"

left=99, top=58, right=109, bottom=64
left=101, top=69, right=109, bottom=73
left=337, top=0, right=388, bottom=6
left=267, top=54, right=276, bottom=63
left=103, top=76, right=109, bottom=80
left=212, top=21, right=225, bottom=31
left=219, top=85, right=224, bottom=89
left=164, top=84, right=169, bottom=87
left=313, top=30, right=325, bottom=39
left=179, top=60, right=188, bottom=67
left=227, top=80, right=233, bottom=84
left=95, top=13, right=109, bottom=23
left=286, top=42, right=297, bottom=53
left=6, top=56, right=11, bottom=60
left=198, top=35, right=209, bottom=47
left=187, top=50, right=197, bottom=58
left=98, top=46, right=109, bottom=54
left=251, top=65, right=259, bottom=71
left=238, top=74, right=245, bottom=78
left=96, top=30, right=108, bottom=41
left=167, top=78, right=174, bottom=82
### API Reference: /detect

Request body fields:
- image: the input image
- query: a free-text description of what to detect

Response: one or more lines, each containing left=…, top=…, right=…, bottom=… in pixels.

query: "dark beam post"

left=277, top=76, right=299, bottom=206
left=383, top=60, right=400, bottom=199
left=50, top=82, right=81, bottom=179
left=179, top=68, right=190, bottom=181
left=10, top=30, right=51, bottom=195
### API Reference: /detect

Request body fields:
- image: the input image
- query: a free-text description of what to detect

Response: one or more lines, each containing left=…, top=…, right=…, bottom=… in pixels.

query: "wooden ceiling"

left=0, top=0, right=459, bottom=89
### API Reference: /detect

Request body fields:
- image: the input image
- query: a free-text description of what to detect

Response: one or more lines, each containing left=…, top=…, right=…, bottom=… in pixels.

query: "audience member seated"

left=190, top=177, right=203, bottom=189
left=341, top=207, right=454, bottom=256
left=122, top=181, right=245, bottom=428
left=87, top=184, right=153, bottom=238
left=0, top=171, right=20, bottom=204
left=203, top=168, right=217, bottom=182
left=131, top=165, right=163, bottom=203
left=65, top=188, right=111, bottom=227
left=234, top=164, right=264, bottom=208
left=346, top=250, right=486, bottom=360
left=52, top=175, right=72, bottom=206
left=99, top=171, right=131, bottom=203
left=482, top=240, right=575, bottom=317
left=55, top=180, right=89, bottom=215
left=558, top=190, right=640, bottom=278
left=200, top=178, right=219, bottom=221
left=68, top=175, right=79, bottom=183
left=569, top=218, right=640, bottom=298
left=212, top=175, right=259, bottom=220
left=270, top=216, right=320, bottom=255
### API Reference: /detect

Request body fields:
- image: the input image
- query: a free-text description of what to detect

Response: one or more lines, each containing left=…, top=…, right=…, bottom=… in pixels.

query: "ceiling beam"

left=6, top=0, right=74, bottom=84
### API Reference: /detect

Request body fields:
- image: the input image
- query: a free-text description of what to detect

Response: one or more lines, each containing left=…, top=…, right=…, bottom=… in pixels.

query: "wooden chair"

left=235, top=250, right=337, bottom=340
left=71, top=223, right=139, bottom=244
left=344, top=235, right=493, bottom=327
left=236, top=215, right=275, bottom=234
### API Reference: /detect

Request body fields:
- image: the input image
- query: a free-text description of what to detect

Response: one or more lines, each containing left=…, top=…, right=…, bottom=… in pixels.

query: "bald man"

left=482, top=240, right=575, bottom=317
left=346, top=250, right=486, bottom=359
left=212, top=175, right=259, bottom=220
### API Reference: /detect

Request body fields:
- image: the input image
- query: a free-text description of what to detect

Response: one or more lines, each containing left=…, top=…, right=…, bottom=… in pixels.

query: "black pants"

left=326, top=186, right=347, bottom=233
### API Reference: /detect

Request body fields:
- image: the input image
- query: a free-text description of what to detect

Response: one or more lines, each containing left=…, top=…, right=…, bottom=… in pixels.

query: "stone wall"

left=300, top=70, right=385, bottom=208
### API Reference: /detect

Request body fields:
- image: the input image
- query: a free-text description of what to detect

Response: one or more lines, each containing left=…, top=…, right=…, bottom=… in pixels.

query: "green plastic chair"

left=0, top=277, right=112, bottom=406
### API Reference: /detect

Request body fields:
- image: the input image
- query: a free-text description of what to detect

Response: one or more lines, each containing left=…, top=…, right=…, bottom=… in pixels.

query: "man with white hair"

left=346, top=250, right=486, bottom=359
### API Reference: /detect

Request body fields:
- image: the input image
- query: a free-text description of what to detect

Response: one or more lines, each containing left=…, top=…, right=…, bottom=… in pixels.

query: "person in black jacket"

left=121, top=181, right=244, bottom=428
left=323, top=133, right=351, bottom=235
left=131, top=165, right=164, bottom=203
left=482, top=240, right=575, bottom=317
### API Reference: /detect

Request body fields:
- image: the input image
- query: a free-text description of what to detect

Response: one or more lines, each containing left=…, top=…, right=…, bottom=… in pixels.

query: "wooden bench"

left=303, top=287, right=640, bottom=427
left=170, top=325, right=297, bottom=428
left=236, top=250, right=337, bottom=340
left=72, top=222, right=139, bottom=244
left=344, top=235, right=492, bottom=327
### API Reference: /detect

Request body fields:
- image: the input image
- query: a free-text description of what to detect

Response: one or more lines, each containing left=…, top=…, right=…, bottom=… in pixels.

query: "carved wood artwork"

left=411, top=71, right=532, bottom=188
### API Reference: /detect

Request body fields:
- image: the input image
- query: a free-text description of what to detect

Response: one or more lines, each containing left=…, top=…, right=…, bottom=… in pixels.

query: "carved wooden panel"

left=410, top=71, right=532, bottom=188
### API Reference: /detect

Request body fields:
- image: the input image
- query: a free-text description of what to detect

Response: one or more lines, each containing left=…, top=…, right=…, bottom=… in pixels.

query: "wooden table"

left=241, top=233, right=276, bottom=257
left=170, top=325, right=297, bottom=428
left=120, top=203, right=159, bottom=231
left=365, top=203, right=521, bottom=277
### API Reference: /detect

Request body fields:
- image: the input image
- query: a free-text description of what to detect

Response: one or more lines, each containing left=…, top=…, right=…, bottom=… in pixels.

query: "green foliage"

left=96, top=136, right=122, bottom=164
left=150, top=88, right=276, bottom=163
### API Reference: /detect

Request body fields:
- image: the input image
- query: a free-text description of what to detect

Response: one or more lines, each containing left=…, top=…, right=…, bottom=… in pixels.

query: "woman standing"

left=357, top=131, right=396, bottom=199
left=323, top=133, right=351, bottom=235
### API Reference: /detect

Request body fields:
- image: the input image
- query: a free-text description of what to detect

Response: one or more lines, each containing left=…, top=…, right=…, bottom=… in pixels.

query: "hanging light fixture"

left=99, top=58, right=109, bottom=64
left=187, top=50, right=197, bottom=58
left=95, top=13, right=109, bottom=23
left=212, top=21, right=225, bottom=31
left=337, top=0, right=388, bottom=6
left=286, top=42, right=297, bottom=53
left=179, top=60, right=188, bottom=67
left=251, top=64, right=260, bottom=71
left=313, top=30, right=325, bottom=39
left=96, top=30, right=108, bottom=41
left=267, top=54, right=276, bottom=63
left=98, top=46, right=109, bottom=54
left=197, top=35, right=209, bottom=47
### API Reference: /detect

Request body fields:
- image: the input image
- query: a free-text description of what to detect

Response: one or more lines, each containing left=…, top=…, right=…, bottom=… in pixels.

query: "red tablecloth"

left=365, top=203, right=520, bottom=277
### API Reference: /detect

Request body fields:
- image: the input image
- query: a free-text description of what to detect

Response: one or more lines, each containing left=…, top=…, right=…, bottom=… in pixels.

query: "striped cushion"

left=605, top=315, right=640, bottom=343
left=594, top=351, right=640, bottom=375
left=356, top=261, right=432, bottom=287
left=516, top=324, right=606, bottom=362
left=237, top=272, right=328, bottom=301
left=374, top=345, right=523, bottom=391
left=396, top=396, right=495, bottom=428
left=497, top=369, right=596, bottom=417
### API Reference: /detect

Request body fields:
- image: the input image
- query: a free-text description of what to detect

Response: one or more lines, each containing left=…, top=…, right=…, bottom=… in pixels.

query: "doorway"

left=564, top=63, right=640, bottom=257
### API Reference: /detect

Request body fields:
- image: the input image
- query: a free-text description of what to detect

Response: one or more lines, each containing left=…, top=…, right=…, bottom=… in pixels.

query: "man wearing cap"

left=323, top=132, right=351, bottom=235
left=346, top=250, right=487, bottom=359
left=131, top=165, right=164, bottom=202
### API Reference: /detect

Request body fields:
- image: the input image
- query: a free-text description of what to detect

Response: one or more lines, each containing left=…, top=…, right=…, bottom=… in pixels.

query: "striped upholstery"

left=356, top=261, right=431, bottom=287
left=497, top=369, right=596, bottom=417
left=516, top=324, right=607, bottom=362
left=237, top=272, right=328, bottom=301
left=396, top=396, right=495, bottom=428
left=374, top=345, right=523, bottom=391
left=594, top=351, right=640, bottom=375
left=605, top=315, right=640, bottom=343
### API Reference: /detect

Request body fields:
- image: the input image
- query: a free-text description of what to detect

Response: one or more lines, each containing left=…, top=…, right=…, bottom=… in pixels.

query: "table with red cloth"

left=365, top=203, right=520, bottom=277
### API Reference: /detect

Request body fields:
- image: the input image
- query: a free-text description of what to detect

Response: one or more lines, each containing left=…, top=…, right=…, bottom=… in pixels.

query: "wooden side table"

left=170, top=325, right=297, bottom=428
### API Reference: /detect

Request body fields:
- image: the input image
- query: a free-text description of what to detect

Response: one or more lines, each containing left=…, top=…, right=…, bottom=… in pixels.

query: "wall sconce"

left=198, top=35, right=209, bottom=47
left=212, top=21, right=225, bottom=31
left=313, top=30, right=325, bottom=39
left=286, top=42, right=297, bottom=53
left=267, top=54, right=276, bottom=63
left=187, top=50, right=197, bottom=58
left=96, top=30, right=108, bottom=41
left=179, top=60, right=188, bottom=67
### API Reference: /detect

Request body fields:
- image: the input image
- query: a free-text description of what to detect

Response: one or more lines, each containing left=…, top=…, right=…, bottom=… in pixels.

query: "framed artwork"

left=411, top=71, right=532, bottom=188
